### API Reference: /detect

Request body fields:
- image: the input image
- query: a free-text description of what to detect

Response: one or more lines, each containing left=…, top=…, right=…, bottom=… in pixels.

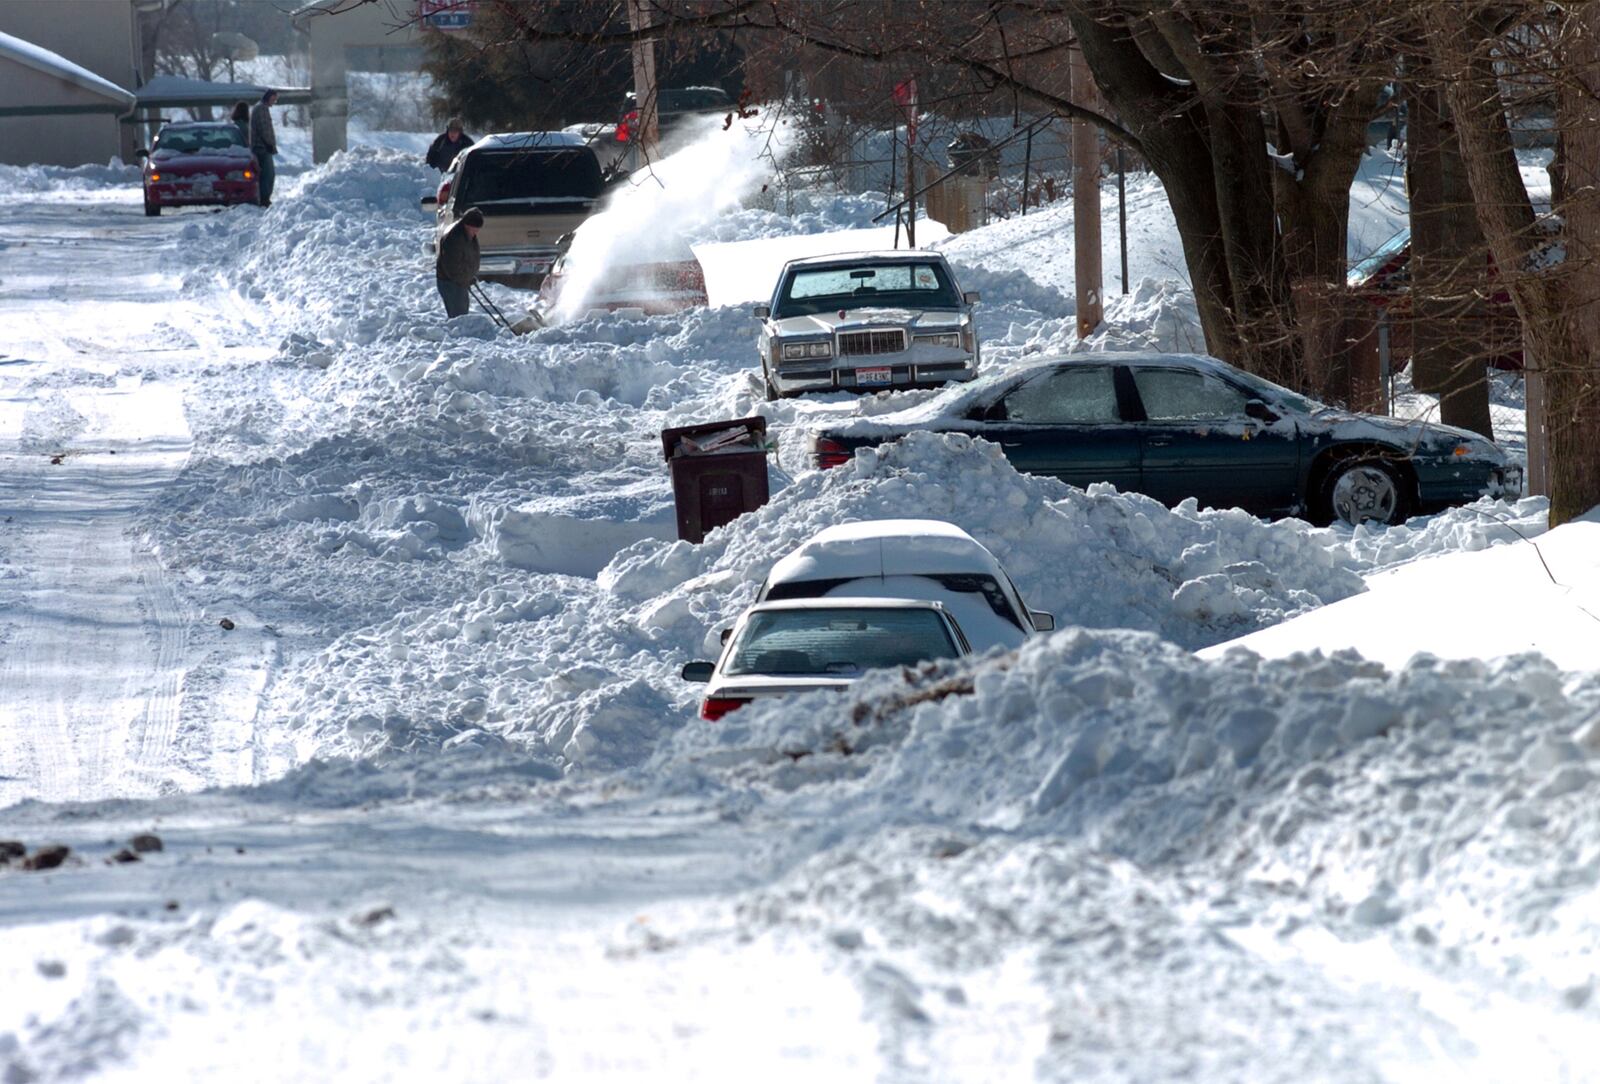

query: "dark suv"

left=616, top=86, right=735, bottom=147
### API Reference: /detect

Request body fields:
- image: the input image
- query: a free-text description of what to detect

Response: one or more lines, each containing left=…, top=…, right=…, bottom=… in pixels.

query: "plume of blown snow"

left=553, top=115, right=791, bottom=322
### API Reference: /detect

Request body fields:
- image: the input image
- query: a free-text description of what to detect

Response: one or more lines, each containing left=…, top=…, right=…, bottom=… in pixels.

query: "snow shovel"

left=470, top=282, right=543, bottom=335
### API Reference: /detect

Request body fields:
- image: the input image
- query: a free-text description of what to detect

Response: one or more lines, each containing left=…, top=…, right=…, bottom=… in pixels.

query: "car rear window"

left=765, top=574, right=1023, bottom=630
left=723, top=608, right=958, bottom=677
left=457, top=149, right=603, bottom=205
left=154, top=127, right=245, bottom=153
left=776, top=262, right=961, bottom=317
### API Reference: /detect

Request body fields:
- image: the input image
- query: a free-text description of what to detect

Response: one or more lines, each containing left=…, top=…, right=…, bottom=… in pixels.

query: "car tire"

left=763, top=371, right=782, bottom=401
left=144, top=202, right=160, bottom=217
left=1322, top=457, right=1407, bottom=527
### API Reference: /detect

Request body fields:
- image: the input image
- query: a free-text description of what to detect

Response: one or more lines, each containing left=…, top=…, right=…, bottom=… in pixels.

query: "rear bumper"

left=479, top=249, right=563, bottom=278
left=769, top=356, right=978, bottom=396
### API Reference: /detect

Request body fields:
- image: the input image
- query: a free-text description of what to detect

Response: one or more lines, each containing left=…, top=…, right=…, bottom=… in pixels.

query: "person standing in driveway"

left=249, top=89, right=279, bottom=207
left=435, top=207, right=483, bottom=318
left=427, top=117, right=474, bottom=172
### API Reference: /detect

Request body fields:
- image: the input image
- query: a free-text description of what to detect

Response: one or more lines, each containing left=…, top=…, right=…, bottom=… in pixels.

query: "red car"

left=537, top=248, right=709, bottom=318
left=140, top=121, right=259, bottom=216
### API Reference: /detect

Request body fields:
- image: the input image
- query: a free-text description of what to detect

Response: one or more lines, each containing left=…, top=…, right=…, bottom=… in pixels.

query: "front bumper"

left=145, top=180, right=257, bottom=206
left=769, top=355, right=978, bottom=395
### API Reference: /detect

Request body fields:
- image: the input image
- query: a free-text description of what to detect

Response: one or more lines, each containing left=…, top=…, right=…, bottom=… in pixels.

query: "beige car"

left=423, top=132, right=604, bottom=288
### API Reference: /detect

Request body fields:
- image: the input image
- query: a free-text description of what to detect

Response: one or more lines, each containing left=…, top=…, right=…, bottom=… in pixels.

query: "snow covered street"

left=0, top=195, right=273, bottom=807
left=1, top=139, right=1597, bottom=1081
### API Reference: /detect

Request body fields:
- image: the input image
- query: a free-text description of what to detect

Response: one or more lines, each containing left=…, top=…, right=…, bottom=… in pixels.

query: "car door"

left=1124, top=365, right=1301, bottom=514
left=978, top=365, right=1143, bottom=492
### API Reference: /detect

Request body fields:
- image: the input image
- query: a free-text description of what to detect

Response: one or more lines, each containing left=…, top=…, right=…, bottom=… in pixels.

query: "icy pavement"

left=0, top=141, right=1594, bottom=1082
left=0, top=196, right=275, bottom=807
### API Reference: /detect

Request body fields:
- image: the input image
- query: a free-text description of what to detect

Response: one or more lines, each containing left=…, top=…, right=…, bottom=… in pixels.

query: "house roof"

left=0, top=31, right=137, bottom=117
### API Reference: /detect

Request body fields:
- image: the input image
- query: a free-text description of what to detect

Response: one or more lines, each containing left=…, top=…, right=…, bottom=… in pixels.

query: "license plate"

left=515, top=259, right=552, bottom=274
left=856, top=366, right=893, bottom=385
left=192, top=182, right=213, bottom=197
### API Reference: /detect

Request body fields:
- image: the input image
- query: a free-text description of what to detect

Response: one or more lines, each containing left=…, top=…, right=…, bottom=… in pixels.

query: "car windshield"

left=154, top=127, right=245, bottom=154
left=456, top=150, right=603, bottom=204
left=775, top=261, right=962, bottom=318
left=723, top=608, right=959, bottom=677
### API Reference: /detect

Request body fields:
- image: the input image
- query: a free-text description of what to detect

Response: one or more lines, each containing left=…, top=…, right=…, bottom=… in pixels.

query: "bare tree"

left=1428, top=2, right=1600, bottom=524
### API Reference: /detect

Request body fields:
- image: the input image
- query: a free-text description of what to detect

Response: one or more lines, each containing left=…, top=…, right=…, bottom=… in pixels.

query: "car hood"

left=1305, top=408, right=1507, bottom=460
left=149, top=149, right=252, bottom=171
left=770, top=308, right=966, bottom=336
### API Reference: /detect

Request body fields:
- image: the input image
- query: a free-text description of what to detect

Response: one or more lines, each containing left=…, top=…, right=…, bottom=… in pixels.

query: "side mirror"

left=681, top=661, right=715, bottom=682
left=719, top=627, right=733, bottom=645
left=420, top=194, right=438, bottom=207
left=963, top=291, right=981, bottom=305
left=1030, top=610, right=1056, bottom=633
left=752, top=304, right=770, bottom=320
left=1244, top=399, right=1279, bottom=423
left=136, top=148, right=149, bottom=160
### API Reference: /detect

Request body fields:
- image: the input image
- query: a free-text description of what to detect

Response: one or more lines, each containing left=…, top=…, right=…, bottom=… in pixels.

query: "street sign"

left=419, top=0, right=475, bottom=30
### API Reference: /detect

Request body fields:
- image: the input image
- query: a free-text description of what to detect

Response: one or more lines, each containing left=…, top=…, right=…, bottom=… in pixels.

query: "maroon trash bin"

left=660, top=417, right=771, bottom=543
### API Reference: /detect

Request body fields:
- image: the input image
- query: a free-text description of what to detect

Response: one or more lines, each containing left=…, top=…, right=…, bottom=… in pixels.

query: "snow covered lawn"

left=1, top=135, right=1595, bottom=1082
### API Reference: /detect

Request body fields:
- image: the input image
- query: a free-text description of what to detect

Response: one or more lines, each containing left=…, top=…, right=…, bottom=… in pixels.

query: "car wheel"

left=1324, top=458, right=1406, bottom=526
left=144, top=202, right=160, bottom=217
left=763, top=371, right=781, bottom=401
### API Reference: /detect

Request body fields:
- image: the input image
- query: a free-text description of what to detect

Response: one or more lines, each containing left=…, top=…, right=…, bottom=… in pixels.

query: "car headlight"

left=225, top=170, right=254, bottom=181
left=915, top=332, right=964, bottom=350
left=781, top=341, right=833, bottom=360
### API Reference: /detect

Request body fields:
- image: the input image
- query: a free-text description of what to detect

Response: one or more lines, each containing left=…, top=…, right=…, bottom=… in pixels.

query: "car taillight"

left=813, top=436, right=851, bottom=470
left=617, top=110, right=637, bottom=142
left=701, top=696, right=750, bottom=721
left=436, top=180, right=450, bottom=204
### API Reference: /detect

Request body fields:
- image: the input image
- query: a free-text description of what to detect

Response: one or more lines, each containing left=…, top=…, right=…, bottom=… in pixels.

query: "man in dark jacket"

left=435, top=207, right=483, bottom=318
left=249, top=89, right=279, bottom=207
left=427, top=117, right=474, bottom=172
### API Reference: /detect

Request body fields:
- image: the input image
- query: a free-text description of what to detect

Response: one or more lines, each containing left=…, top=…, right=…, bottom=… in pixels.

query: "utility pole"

left=1070, top=46, right=1103, bottom=338
left=626, top=0, right=660, bottom=162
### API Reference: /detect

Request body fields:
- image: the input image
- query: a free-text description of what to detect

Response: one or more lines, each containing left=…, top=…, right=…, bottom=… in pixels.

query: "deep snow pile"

left=641, top=625, right=1600, bottom=1052
left=131, top=140, right=1547, bottom=779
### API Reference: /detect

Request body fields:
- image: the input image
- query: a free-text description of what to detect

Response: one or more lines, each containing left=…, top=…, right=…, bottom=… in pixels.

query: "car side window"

left=1131, top=368, right=1249, bottom=420
left=1000, top=366, right=1119, bottom=423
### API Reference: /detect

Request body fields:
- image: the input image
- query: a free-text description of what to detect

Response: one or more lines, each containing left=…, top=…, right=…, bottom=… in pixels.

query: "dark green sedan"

left=808, top=352, right=1522, bottom=526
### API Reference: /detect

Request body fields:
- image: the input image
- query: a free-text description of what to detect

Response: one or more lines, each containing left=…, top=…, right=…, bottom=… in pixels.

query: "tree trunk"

left=1407, top=76, right=1495, bottom=439
left=1432, top=11, right=1600, bottom=525
left=1551, top=6, right=1600, bottom=522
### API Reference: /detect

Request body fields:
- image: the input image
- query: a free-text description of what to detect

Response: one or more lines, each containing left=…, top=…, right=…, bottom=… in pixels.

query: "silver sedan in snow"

left=754, top=251, right=981, bottom=399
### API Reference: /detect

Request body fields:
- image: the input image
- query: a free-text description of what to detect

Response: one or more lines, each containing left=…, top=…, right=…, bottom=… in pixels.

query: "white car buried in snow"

left=680, top=598, right=974, bottom=721
left=754, top=252, right=981, bottom=399
left=755, top=519, right=1053, bottom=652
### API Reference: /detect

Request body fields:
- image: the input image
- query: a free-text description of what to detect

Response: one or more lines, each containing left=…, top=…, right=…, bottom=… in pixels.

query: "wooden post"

left=626, top=0, right=659, bottom=160
left=1070, top=47, right=1103, bottom=338
left=1525, top=348, right=1549, bottom=496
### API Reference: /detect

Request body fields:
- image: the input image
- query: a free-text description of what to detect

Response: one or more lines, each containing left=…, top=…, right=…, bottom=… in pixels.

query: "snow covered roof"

left=135, top=75, right=312, bottom=109
left=783, top=250, right=953, bottom=269
left=472, top=132, right=591, bottom=152
left=0, top=31, right=136, bottom=115
left=766, top=519, right=1004, bottom=586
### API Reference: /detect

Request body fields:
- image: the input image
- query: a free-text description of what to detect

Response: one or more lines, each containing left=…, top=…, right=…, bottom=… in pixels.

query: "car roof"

left=783, top=250, right=953, bottom=271
left=746, top=597, right=950, bottom=614
left=468, top=132, right=592, bottom=152
left=765, top=519, right=1004, bottom=586
left=157, top=121, right=239, bottom=130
